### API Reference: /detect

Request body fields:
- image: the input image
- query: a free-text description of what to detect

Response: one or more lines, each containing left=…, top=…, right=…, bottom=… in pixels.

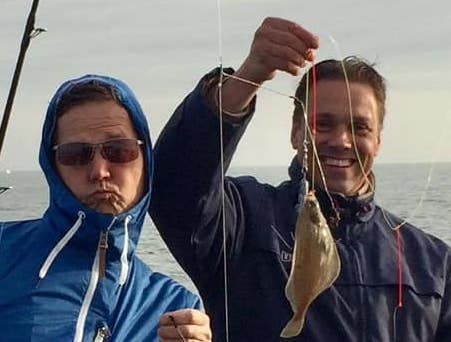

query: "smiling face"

left=291, top=79, right=381, bottom=196
left=54, top=100, right=145, bottom=214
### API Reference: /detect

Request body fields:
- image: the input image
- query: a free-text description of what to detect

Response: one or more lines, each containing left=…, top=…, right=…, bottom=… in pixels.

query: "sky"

left=1, top=0, right=450, bottom=171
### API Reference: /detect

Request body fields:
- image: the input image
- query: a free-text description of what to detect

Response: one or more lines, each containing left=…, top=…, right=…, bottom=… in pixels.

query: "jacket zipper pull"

left=98, top=230, right=108, bottom=279
left=93, top=324, right=110, bottom=342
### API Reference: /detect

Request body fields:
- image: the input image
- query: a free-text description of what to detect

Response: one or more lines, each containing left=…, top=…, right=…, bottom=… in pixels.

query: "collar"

left=288, top=156, right=376, bottom=228
left=315, top=188, right=375, bottom=228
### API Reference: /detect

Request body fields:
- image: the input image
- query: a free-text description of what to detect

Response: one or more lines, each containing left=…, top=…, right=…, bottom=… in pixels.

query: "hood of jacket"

left=38, top=74, right=153, bottom=251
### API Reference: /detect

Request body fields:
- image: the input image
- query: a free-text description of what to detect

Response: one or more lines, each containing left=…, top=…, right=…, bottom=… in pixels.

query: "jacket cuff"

left=200, top=67, right=256, bottom=123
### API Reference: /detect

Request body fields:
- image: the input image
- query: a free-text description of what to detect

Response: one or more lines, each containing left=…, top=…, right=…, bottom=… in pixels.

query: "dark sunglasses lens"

left=56, top=143, right=93, bottom=166
left=103, top=139, right=140, bottom=163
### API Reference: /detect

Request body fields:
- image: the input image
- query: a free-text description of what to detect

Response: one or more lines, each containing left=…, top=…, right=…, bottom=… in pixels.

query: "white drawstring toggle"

left=119, top=215, right=132, bottom=285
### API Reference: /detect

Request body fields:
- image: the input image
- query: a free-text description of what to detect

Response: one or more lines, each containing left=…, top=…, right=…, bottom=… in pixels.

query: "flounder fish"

left=280, top=191, right=341, bottom=338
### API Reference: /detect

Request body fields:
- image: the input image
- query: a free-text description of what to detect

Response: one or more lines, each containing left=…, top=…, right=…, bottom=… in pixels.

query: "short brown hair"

left=55, top=80, right=121, bottom=118
left=293, top=56, right=386, bottom=128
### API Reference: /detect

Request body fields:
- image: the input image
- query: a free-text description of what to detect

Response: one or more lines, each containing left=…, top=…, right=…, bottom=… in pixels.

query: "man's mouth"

left=322, top=157, right=354, bottom=168
left=92, top=190, right=116, bottom=199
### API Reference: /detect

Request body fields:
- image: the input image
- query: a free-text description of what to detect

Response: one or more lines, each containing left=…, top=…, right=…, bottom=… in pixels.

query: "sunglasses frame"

left=52, top=138, right=144, bottom=166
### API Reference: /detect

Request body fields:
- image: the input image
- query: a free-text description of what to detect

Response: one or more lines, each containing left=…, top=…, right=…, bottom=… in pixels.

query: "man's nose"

left=328, top=126, right=353, bottom=149
left=88, top=148, right=111, bottom=181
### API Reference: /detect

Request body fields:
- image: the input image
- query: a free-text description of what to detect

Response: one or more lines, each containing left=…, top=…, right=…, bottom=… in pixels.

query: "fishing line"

left=303, top=72, right=310, bottom=179
left=214, top=11, right=335, bottom=342
left=221, top=56, right=337, bottom=201
left=221, top=35, right=342, bottom=217
left=332, top=44, right=408, bottom=314
left=169, top=315, right=187, bottom=342
left=214, top=24, right=342, bottom=342
left=293, top=58, right=337, bottom=214
left=310, top=61, right=318, bottom=191
left=332, top=37, right=446, bottom=323
left=213, top=10, right=445, bottom=341
left=333, top=40, right=436, bottom=232
left=327, top=37, right=376, bottom=195
left=385, top=113, right=448, bottom=319
left=215, top=1, right=231, bottom=342
left=221, top=71, right=304, bottom=100
left=380, top=117, right=447, bottom=233
left=213, top=12, right=425, bottom=338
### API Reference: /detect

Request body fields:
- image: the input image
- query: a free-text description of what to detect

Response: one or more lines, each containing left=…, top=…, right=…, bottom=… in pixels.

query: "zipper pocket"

left=98, top=230, right=109, bottom=279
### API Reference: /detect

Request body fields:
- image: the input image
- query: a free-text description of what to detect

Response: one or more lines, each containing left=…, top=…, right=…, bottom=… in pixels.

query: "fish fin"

left=280, top=313, right=306, bottom=338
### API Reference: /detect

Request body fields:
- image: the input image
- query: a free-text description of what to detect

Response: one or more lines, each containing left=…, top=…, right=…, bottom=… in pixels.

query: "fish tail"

left=280, top=314, right=306, bottom=338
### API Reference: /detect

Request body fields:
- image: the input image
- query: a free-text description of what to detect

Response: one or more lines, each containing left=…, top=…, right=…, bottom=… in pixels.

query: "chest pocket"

left=335, top=234, right=444, bottom=294
left=244, top=186, right=295, bottom=275
left=333, top=231, right=445, bottom=340
left=316, top=231, right=447, bottom=342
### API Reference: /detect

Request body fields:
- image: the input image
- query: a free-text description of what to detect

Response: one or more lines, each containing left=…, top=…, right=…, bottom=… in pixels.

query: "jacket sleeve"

left=434, top=248, right=451, bottom=341
left=149, top=68, right=256, bottom=295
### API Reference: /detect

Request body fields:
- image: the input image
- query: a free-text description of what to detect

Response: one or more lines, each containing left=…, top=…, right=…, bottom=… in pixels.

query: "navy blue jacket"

left=150, top=70, right=451, bottom=342
left=0, top=75, right=201, bottom=342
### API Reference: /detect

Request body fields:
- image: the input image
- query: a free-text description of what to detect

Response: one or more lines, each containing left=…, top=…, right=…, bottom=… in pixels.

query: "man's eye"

left=315, top=121, right=333, bottom=132
left=353, top=122, right=372, bottom=134
left=353, top=121, right=368, bottom=130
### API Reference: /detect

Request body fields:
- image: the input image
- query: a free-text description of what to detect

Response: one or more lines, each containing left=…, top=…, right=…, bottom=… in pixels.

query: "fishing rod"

left=0, top=0, right=44, bottom=196
left=0, top=0, right=45, bottom=158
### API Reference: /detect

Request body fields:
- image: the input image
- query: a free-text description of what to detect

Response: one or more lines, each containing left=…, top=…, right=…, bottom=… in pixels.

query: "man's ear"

left=374, top=133, right=382, bottom=157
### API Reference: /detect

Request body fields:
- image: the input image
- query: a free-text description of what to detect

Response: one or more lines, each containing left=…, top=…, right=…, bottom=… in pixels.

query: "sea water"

left=1, top=163, right=450, bottom=292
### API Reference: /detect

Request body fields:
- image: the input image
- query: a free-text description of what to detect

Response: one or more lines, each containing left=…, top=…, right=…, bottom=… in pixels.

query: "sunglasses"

left=53, top=138, right=144, bottom=166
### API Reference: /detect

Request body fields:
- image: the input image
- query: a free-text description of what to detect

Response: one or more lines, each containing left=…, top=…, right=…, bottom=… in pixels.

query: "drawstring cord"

left=39, top=211, right=86, bottom=279
left=39, top=212, right=132, bottom=285
left=119, top=215, right=131, bottom=285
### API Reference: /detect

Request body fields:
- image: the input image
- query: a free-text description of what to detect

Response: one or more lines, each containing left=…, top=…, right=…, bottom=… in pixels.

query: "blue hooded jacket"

left=0, top=75, right=201, bottom=342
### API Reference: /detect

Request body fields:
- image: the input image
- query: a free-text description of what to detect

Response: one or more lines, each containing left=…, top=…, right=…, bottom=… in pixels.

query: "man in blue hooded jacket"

left=149, top=17, right=451, bottom=341
left=0, top=75, right=211, bottom=341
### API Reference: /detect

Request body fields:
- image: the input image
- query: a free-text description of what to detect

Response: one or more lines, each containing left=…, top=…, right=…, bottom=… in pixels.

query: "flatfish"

left=280, top=191, right=341, bottom=338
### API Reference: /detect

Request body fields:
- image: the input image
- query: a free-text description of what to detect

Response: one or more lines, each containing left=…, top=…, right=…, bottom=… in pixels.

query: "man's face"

left=291, top=80, right=381, bottom=196
left=55, top=100, right=145, bottom=214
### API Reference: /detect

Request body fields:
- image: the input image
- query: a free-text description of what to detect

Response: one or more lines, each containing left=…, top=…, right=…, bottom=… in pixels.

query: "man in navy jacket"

left=150, top=17, right=451, bottom=341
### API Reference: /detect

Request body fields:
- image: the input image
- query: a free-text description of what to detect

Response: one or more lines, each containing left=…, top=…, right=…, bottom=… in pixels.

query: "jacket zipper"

left=74, top=218, right=116, bottom=342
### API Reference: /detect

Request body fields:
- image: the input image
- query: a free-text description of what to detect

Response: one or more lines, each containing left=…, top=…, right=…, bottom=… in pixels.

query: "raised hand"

left=219, top=17, right=319, bottom=115
left=237, top=17, right=319, bottom=84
